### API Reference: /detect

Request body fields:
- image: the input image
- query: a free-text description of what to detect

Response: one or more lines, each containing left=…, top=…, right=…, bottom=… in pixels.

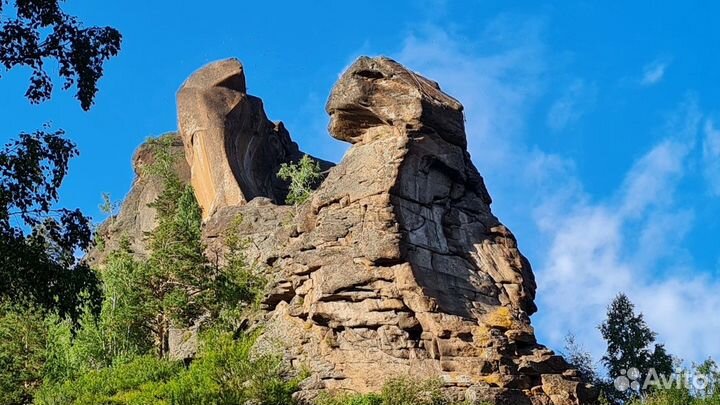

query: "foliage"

left=99, top=192, right=119, bottom=217
left=34, top=354, right=183, bottom=405
left=0, top=0, right=122, bottom=110
left=277, top=154, right=323, bottom=205
left=563, top=333, right=601, bottom=385
left=34, top=331, right=300, bottom=405
left=314, top=377, right=478, bottom=405
left=0, top=128, right=100, bottom=320
left=0, top=302, right=48, bottom=405
left=1, top=0, right=120, bottom=320
left=625, top=360, right=720, bottom=405
left=316, top=393, right=383, bottom=405
left=98, top=135, right=263, bottom=357
left=42, top=245, right=156, bottom=383
left=599, top=293, right=674, bottom=402
left=98, top=243, right=156, bottom=360
left=139, top=136, right=216, bottom=356
left=209, top=214, right=266, bottom=331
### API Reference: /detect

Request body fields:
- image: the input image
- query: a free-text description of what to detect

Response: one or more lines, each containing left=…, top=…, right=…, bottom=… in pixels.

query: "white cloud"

left=396, top=19, right=547, bottom=174
left=391, top=23, right=720, bottom=365
left=618, top=138, right=691, bottom=218
left=535, top=100, right=720, bottom=363
left=641, top=59, right=670, bottom=86
left=702, top=120, right=720, bottom=195
left=547, top=79, right=597, bottom=131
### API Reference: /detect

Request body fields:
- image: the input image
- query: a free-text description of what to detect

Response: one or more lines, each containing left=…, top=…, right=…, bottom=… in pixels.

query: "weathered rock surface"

left=97, top=57, right=597, bottom=404
left=198, top=57, right=596, bottom=404
left=177, top=58, right=331, bottom=219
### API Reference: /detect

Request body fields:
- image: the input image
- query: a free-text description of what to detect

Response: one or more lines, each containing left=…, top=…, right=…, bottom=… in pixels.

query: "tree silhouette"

left=1, top=0, right=121, bottom=318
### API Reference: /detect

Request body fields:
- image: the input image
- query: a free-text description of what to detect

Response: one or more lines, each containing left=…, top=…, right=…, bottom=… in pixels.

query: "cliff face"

left=98, top=57, right=596, bottom=405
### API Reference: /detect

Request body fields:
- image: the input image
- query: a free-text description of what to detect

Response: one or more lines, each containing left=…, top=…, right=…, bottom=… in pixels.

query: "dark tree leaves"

left=0, top=0, right=122, bottom=110
left=0, top=129, right=99, bottom=319
left=0, top=1, right=120, bottom=318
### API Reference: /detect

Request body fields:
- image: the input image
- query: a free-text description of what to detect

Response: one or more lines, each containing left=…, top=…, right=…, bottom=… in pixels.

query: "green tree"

left=99, top=192, right=120, bottom=218
left=0, top=302, right=48, bottom=405
left=599, top=293, right=674, bottom=401
left=563, top=333, right=600, bottom=385
left=141, top=136, right=260, bottom=356
left=138, top=137, right=209, bottom=356
left=100, top=244, right=156, bottom=359
left=1, top=0, right=121, bottom=318
left=1, top=0, right=122, bottom=109
left=209, top=214, right=265, bottom=331
left=277, top=154, right=323, bottom=205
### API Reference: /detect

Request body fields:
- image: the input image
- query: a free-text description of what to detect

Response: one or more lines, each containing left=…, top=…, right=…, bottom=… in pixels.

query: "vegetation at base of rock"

left=277, top=154, right=323, bottom=205
left=0, top=134, right=277, bottom=403
left=314, top=377, right=484, bottom=405
left=123, top=135, right=263, bottom=357
left=211, top=213, right=266, bottom=331
left=34, top=331, right=300, bottom=405
left=0, top=302, right=48, bottom=405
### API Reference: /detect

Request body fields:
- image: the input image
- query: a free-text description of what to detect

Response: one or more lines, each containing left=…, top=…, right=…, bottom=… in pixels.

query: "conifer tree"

left=599, top=293, right=674, bottom=401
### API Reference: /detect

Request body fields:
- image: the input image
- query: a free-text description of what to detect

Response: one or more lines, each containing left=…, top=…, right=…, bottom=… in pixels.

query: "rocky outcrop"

left=98, top=57, right=596, bottom=404
left=194, top=57, right=595, bottom=404
left=177, top=58, right=331, bottom=219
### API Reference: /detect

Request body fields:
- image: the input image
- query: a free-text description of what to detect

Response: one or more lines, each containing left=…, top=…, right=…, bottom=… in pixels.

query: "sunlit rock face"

left=97, top=57, right=597, bottom=405
left=205, top=57, right=595, bottom=404
left=177, top=58, right=331, bottom=219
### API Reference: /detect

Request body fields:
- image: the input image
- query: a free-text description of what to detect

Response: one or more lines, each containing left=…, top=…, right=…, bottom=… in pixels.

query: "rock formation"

left=97, top=57, right=597, bottom=405
left=177, top=58, right=331, bottom=219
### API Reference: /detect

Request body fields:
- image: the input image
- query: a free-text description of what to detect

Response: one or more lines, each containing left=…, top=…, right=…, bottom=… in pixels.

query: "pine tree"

left=142, top=137, right=211, bottom=357
left=140, top=136, right=261, bottom=357
left=599, top=293, right=674, bottom=401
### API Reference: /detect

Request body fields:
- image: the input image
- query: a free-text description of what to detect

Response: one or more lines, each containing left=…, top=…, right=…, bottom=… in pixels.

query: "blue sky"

left=2, top=1, right=720, bottom=365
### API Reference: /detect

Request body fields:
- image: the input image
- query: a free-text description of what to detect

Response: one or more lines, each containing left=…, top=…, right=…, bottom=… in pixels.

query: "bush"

left=35, top=330, right=300, bottom=405
left=315, top=377, right=472, bottom=405
left=34, top=355, right=183, bottom=405
left=277, top=154, right=323, bottom=205
left=0, top=302, right=48, bottom=405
